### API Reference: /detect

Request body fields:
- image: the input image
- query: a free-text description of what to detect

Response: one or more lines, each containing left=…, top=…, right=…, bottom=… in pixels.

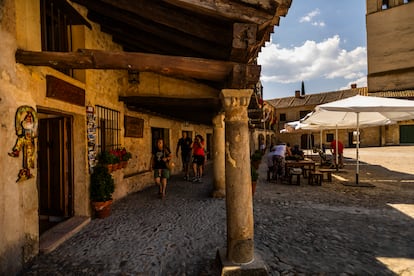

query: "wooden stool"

left=302, top=167, right=312, bottom=178
left=289, top=168, right=302, bottom=185
left=308, top=171, right=323, bottom=186
left=289, top=172, right=301, bottom=185
left=319, top=169, right=334, bottom=182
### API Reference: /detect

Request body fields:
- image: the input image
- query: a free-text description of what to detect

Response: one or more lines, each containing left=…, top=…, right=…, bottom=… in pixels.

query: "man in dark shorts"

left=176, top=131, right=192, bottom=180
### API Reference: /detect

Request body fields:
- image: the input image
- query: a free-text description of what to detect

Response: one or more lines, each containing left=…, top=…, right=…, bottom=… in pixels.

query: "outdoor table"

left=285, top=159, right=316, bottom=179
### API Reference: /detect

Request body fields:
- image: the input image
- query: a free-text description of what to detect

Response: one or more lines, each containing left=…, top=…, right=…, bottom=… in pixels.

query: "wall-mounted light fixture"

left=128, top=70, right=139, bottom=84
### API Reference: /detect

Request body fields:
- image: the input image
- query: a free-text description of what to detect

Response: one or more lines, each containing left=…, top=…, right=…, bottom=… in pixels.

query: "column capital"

left=220, top=89, right=252, bottom=122
left=220, top=89, right=252, bottom=108
left=212, top=113, right=225, bottom=128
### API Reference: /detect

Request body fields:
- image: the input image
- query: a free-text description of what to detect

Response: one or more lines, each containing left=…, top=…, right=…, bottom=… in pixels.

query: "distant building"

left=265, top=1, right=414, bottom=149
left=267, top=86, right=373, bottom=149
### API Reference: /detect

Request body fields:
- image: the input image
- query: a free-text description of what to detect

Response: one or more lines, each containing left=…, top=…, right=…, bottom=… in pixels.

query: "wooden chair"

left=318, top=168, right=335, bottom=182
left=308, top=171, right=323, bottom=186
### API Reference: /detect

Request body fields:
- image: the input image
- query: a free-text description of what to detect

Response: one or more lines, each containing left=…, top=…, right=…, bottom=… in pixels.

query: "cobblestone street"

left=21, top=146, right=414, bottom=275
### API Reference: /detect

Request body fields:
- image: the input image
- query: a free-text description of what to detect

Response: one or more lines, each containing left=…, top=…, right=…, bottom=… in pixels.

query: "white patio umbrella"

left=301, top=95, right=414, bottom=185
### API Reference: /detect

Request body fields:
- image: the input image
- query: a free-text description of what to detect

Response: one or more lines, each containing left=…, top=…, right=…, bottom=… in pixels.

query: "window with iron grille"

left=96, top=105, right=121, bottom=153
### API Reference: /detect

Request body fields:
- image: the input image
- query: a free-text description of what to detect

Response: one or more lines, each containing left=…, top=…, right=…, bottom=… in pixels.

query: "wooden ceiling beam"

left=230, top=23, right=258, bottom=63
left=72, top=0, right=231, bottom=44
left=81, top=1, right=230, bottom=48
left=227, top=64, right=261, bottom=89
left=15, top=49, right=237, bottom=82
left=163, top=0, right=277, bottom=24
left=87, top=12, right=228, bottom=60
left=275, top=0, right=292, bottom=16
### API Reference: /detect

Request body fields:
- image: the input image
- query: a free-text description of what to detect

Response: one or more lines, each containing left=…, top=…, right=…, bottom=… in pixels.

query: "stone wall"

left=0, top=1, right=214, bottom=275
left=367, top=1, right=414, bottom=92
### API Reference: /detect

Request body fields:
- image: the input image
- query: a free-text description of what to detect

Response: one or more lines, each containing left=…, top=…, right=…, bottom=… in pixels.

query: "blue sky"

left=258, top=0, right=367, bottom=99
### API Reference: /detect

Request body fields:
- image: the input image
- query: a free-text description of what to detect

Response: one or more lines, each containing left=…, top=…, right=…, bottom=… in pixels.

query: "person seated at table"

left=291, top=145, right=304, bottom=160
left=272, top=142, right=288, bottom=179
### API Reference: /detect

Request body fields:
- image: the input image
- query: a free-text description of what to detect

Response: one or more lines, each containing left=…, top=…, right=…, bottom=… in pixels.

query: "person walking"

left=266, top=146, right=277, bottom=181
left=176, top=131, right=192, bottom=180
left=191, top=134, right=205, bottom=183
left=150, top=138, right=172, bottom=198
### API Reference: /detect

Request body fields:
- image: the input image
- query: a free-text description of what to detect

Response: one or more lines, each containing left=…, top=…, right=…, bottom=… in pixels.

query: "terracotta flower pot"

left=252, top=181, right=257, bottom=195
left=92, top=200, right=113, bottom=219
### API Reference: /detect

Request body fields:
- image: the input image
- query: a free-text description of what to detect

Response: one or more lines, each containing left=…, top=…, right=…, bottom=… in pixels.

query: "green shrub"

left=90, top=165, right=115, bottom=202
left=251, top=150, right=262, bottom=162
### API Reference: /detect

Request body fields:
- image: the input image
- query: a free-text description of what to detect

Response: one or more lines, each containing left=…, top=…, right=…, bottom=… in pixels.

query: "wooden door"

left=38, top=116, right=73, bottom=218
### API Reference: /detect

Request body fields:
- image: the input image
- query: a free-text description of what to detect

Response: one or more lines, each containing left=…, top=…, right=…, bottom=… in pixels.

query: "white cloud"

left=299, top=9, right=320, bottom=23
left=299, top=9, right=325, bottom=27
left=257, top=35, right=367, bottom=88
left=312, top=21, right=325, bottom=27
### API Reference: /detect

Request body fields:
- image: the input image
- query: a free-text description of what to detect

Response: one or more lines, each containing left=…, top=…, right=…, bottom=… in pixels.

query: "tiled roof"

left=368, top=90, right=414, bottom=98
left=267, top=87, right=367, bottom=109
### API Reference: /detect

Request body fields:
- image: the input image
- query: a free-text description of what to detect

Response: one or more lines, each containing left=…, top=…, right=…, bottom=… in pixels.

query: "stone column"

left=212, top=113, right=226, bottom=198
left=220, top=89, right=254, bottom=264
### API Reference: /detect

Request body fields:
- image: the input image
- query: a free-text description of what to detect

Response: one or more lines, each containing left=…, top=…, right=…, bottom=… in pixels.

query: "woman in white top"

left=272, top=143, right=287, bottom=178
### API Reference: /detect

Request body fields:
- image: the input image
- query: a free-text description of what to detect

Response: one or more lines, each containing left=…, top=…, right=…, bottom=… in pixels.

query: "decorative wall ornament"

left=8, top=105, right=38, bottom=182
left=86, top=105, right=97, bottom=173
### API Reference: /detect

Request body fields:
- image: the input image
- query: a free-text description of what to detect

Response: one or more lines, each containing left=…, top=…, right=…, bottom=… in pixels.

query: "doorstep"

left=39, top=216, right=90, bottom=254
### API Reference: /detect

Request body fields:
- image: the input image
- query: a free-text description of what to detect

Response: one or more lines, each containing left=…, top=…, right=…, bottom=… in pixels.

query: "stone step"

left=39, top=216, right=90, bottom=254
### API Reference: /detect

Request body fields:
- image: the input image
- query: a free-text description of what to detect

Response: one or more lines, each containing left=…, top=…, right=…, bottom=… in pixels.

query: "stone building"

left=366, top=0, right=414, bottom=93
left=366, top=0, right=414, bottom=141
left=268, top=86, right=413, bottom=150
left=267, top=87, right=380, bottom=150
left=0, top=0, right=292, bottom=274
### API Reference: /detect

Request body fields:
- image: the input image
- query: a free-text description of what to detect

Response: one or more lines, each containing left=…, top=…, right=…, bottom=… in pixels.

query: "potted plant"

left=119, top=147, right=132, bottom=168
left=90, top=165, right=115, bottom=218
left=109, top=149, right=121, bottom=170
left=98, top=150, right=119, bottom=172
left=251, top=166, right=259, bottom=195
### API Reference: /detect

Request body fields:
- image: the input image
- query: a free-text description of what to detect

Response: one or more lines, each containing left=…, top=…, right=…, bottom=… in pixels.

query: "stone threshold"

left=39, top=216, right=90, bottom=254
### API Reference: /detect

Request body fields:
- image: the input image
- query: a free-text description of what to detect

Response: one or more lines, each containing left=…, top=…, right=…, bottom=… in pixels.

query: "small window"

left=326, top=133, right=334, bottom=143
left=280, top=113, right=286, bottom=121
left=382, top=0, right=389, bottom=9
left=96, top=105, right=121, bottom=153
left=40, top=0, right=91, bottom=76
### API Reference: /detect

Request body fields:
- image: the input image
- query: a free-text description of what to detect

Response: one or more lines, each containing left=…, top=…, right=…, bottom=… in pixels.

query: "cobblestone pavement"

left=20, top=146, right=414, bottom=275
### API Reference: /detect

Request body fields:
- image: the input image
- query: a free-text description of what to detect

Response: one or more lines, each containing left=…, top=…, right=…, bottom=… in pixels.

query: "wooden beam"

left=72, top=0, right=231, bottom=44
left=275, top=0, right=292, bottom=16
left=81, top=0, right=230, bottom=49
left=15, top=49, right=236, bottom=82
left=227, top=64, right=261, bottom=89
left=88, top=12, right=228, bottom=60
left=163, top=0, right=277, bottom=24
left=230, top=23, right=258, bottom=63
